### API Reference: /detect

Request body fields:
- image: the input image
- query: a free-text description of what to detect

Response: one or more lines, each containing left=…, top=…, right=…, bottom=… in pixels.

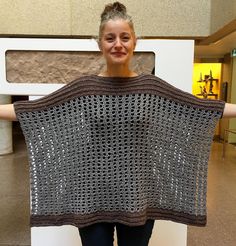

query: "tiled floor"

left=0, top=126, right=235, bottom=246
left=0, top=127, right=30, bottom=246
left=187, top=140, right=236, bottom=246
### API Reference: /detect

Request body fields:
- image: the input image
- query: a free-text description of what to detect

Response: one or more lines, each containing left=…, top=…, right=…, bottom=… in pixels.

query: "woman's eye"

left=106, top=37, right=114, bottom=42
left=122, top=37, right=130, bottom=41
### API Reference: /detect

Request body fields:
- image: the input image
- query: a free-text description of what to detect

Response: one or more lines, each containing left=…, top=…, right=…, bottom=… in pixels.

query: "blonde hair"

left=99, top=2, right=135, bottom=41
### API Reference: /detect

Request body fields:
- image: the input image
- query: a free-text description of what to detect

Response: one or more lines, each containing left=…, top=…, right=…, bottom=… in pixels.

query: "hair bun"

left=112, top=2, right=127, bottom=14
left=101, top=1, right=127, bottom=20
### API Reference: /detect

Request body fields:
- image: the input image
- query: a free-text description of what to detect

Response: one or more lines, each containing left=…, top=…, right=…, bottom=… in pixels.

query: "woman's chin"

left=109, top=58, right=130, bottom=66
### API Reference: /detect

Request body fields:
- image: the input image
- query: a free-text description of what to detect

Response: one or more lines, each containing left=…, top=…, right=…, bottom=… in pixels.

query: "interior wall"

left=0, top=0, right=72, bottom=35
left=235, top=0, right=236, bottom=17
left=0, top=0, right=211, bottom=37
left=210, top=0, right=236, bottom=33
left=1, top=0, right=235, bottom=37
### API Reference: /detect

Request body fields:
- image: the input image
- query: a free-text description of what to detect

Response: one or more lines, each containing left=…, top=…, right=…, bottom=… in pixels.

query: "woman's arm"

left=0, top=104, right=17, bottom=121
left=222, top=103, right=236, bottom=118
left=1, top=102, right=235, bottom=121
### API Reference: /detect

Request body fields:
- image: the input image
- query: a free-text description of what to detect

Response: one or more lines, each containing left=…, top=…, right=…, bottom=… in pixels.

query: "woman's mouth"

left=111, top=52, right=126, bottom=56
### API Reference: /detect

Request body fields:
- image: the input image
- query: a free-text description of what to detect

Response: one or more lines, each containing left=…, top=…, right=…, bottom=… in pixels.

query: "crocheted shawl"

left=14, top=74, right=225, bottom=228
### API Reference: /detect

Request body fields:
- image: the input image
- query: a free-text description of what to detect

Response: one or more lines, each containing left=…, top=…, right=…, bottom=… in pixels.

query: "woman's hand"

left=0, top=104, right=17, bottom=121
left=222, top=103, right=236, bottom=118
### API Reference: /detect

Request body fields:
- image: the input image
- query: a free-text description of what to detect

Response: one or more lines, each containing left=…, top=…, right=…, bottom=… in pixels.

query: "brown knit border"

left=14, top=74, right=225, bottom=114
left=30, top=208, right=206, bottom=228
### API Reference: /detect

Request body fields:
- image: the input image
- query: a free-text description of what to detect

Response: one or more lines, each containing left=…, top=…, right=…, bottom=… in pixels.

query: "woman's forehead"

left=102, top=19, right=132, bottom=33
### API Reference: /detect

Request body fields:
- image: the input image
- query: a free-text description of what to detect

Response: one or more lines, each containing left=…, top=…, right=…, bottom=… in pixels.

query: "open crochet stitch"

left=14, top=74, right=225, bottom=228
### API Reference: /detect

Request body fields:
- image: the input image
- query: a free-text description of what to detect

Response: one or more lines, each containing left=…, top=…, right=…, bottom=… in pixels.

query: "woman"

left=0, top=2, right=236, bottom=246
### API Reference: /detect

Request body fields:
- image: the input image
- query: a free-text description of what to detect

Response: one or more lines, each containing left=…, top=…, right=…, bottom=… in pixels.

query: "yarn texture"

left=14, top=74, right=225, bottom=228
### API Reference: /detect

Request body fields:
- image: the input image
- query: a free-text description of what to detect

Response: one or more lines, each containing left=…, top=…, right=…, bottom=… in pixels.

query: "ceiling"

left=194, top=31, right=236, bottom=58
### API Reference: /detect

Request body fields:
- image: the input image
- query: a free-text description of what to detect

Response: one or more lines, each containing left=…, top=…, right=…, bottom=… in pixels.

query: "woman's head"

left=98, top=2, right=137, bottom=71
left=99, top=2, right=135, bottom=41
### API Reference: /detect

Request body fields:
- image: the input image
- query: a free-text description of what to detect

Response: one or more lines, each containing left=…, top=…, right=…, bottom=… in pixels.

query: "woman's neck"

left=99, top=66, right=138, bottom=77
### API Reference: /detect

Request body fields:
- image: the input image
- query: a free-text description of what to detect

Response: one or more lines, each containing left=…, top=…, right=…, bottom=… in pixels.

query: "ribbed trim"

left=14, top=74, right=225, bottom=114
left=31, top=208, right=206, bottom=228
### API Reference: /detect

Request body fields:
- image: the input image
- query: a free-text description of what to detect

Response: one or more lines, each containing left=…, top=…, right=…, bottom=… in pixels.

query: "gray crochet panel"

left=14, top=74, right=225, bottom=227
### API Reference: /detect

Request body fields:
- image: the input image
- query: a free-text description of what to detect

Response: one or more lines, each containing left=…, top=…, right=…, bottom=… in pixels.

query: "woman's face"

left=99, top=19, right=136, bottom=67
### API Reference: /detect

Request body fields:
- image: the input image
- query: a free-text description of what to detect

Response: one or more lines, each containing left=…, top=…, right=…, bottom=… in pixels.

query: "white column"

left=0, top=95, right=13, bottom=155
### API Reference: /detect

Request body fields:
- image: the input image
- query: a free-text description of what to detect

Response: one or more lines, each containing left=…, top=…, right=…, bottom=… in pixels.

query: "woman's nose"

left=114, top=38, right=122, bottom=48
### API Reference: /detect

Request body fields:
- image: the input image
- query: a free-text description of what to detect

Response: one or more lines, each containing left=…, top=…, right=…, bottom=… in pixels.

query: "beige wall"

left=0, top=0, right=212, bottom=37
left=235, top=0, right=236, bottom=17
left=0, top=0, right=71, bottom=35
left=1, top=0, right=235, bottom=37
left=71, top=0, right=211, bottom=37
left=210, top=0, right=236, bottom=33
